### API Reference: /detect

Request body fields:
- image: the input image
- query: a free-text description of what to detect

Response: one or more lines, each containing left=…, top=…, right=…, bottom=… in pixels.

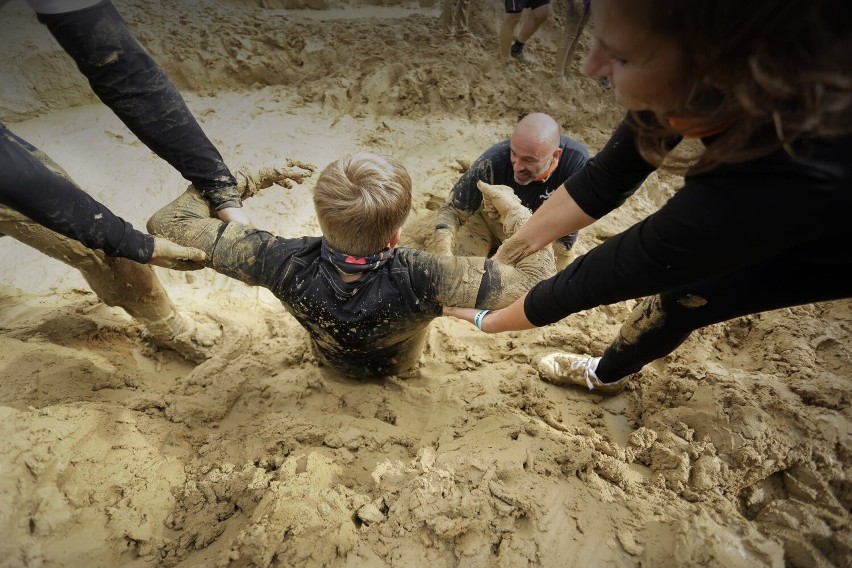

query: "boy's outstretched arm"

left=432, top=181, right=556, bottom=310
left=147, top=162, right=315, bottom=277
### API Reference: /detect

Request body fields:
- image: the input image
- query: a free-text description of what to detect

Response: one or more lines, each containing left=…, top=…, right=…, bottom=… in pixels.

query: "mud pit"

left=0, top=1, right=849, bottom=566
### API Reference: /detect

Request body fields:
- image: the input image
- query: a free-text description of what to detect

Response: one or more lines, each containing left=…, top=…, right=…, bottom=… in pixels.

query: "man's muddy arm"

left=148, top=187, right=277, bottom=284
left=433, top=202, right=472, bottom=256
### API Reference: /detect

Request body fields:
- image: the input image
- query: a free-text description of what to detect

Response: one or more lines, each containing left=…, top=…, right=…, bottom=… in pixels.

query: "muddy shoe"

left=536, top=352, right=628, bottom=394
left=510, top=43, right=532, bottom=65
left=146, top=311, right=223, bottom=364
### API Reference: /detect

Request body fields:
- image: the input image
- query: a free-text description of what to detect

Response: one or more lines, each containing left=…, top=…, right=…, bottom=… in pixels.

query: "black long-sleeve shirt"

left=0, top=0, right=243, bottom=263
left=0, top=123, right=154, bottom=262
left=525, top=118, right=852, bottom=325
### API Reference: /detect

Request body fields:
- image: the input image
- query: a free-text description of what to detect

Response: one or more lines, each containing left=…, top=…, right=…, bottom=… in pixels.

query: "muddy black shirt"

left=437, top=135, right=589, bottom=248
left=525, top=118, right=852, bottom=325
left=150, top=189, right=554, bottom=378
left=220, top=234, right=442, bottom=377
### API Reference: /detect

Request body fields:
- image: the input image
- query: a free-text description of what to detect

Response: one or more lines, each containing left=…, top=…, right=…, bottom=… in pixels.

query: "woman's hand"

left=149, top=236, right=207, bottom=270
left=443, top=293, right=537, bottom=334
left=442, top=306, right=493, bottom=332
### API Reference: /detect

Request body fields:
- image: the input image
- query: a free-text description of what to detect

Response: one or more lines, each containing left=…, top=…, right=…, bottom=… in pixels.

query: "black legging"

left=596, top=244, right=852, bottom=381
left=36, top=0, right=240, bottom=211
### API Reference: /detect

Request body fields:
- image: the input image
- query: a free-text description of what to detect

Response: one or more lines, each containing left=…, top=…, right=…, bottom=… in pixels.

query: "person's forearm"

left=434, top=203, right=464, bottom=234
left=36, top=1, right=242, bottom=211
left=499, top=184, right=596, bottom=260
left=1, top=123, right=154, bottom=263
left=480, top=293, right=535, bottom=332
left=2, top=180, right=154, bottom=263
left=442, top=291, right=537, bottom=333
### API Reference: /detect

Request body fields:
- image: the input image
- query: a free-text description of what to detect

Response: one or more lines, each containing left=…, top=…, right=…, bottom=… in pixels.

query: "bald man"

left=434, top=113, right=588, bottom=270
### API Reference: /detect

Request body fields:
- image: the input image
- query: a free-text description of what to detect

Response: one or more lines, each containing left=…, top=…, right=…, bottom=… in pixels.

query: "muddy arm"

left=431, top=183, right=556, bottom=309
left=433, top=202, right=473, bottom=255
left=147, top=162, right=315, bottom=277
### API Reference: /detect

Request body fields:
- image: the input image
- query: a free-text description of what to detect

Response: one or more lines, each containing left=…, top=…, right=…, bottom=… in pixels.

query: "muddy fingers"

left=477, top=180, right=523, bottom=217
left=236, top=159, right=317, bottom=199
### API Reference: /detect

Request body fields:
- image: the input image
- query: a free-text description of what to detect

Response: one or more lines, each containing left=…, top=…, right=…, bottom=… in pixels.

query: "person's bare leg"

left=457, top=0, right=472, bottom=36
left=517, top=4, right=551, bottom=44
left=0, top=206, right=219, bottom=363
left=556, top=3, right=589, bottom=77
left=499, top=13, right=521, bottom=59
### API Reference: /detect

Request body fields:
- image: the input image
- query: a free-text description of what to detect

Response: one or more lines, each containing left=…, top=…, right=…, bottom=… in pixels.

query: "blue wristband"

left=473, top=309, right=490, bottom=330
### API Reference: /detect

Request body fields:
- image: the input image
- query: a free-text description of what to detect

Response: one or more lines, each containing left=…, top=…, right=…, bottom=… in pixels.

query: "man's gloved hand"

left=149, top=236, right=207, bottom=270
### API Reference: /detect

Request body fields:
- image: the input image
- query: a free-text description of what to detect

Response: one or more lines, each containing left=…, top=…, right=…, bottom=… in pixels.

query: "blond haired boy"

left=149, top=151, right=554, bottom=378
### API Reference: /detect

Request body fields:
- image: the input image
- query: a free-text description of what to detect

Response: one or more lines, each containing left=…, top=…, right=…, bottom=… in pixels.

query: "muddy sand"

left=0, top=1, right=849, bottom=566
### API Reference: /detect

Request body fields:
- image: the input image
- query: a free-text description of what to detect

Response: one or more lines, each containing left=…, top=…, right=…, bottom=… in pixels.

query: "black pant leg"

left=595, top=247, right=852, bottom=381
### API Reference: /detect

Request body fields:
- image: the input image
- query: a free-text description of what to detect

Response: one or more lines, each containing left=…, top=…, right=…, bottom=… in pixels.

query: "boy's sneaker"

left=536, top=352, right=628, bottom=394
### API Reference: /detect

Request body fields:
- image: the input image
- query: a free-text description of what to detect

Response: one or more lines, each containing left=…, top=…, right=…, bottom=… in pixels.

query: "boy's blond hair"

left=313, top=151, right=412, bottom=256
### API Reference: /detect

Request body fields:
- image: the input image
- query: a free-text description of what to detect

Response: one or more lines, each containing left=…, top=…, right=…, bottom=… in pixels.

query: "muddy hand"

left=492, top=234, right=533, bottom=264
left=149, top=236, right=207, bottom=270
left=477, top=180, right=522, bottom=217
left=236, top=159, right=317, bottom=199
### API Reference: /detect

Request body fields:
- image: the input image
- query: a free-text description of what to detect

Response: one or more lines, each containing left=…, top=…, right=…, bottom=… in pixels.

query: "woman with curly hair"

left=445, top=0, right=852, bottom=393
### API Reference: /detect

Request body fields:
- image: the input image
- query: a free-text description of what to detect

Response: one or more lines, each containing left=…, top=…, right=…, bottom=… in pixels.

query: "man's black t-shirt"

left=441, top=135, right=589, bottom=248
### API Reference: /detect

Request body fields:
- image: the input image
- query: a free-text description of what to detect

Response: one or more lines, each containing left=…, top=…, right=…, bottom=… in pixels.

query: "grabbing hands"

left=149, top=236, right=207, bottom=270
left=491, top=235, right=531, bottom=264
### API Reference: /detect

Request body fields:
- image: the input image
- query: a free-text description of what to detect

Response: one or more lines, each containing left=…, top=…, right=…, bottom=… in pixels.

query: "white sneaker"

left=536, top=352, right=628, bottom=394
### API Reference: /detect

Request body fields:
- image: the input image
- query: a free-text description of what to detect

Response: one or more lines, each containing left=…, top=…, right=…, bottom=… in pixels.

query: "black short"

left=505, top=0, right=550, bottom=13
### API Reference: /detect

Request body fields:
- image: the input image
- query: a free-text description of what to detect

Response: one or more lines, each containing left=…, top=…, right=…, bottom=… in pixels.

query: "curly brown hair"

left=616, top=0, right=852, bottom=174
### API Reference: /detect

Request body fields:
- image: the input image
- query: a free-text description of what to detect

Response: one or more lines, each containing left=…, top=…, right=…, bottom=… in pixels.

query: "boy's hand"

left=149, top=237, right=207, bottom=270
left=236, top=160, right=317, bottom=199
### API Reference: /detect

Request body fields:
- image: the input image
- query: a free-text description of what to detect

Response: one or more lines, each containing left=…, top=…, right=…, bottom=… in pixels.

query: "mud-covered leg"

left=0, top=206, right=219, bottom=363
left=552, top=239, right=575, bottom=271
